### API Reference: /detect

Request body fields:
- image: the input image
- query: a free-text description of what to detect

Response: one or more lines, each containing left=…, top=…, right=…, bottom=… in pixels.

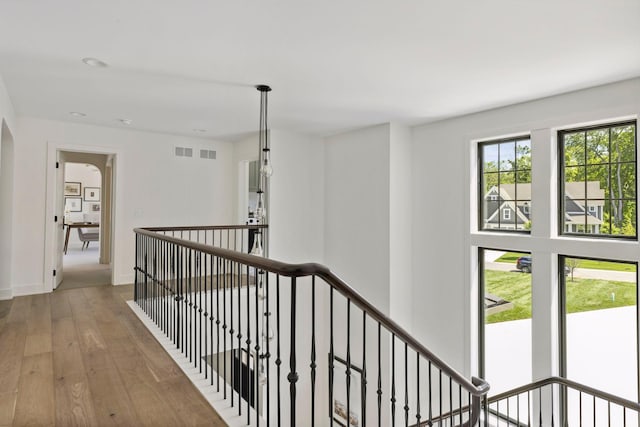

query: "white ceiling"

left=0, top=0, right=639, bottom=140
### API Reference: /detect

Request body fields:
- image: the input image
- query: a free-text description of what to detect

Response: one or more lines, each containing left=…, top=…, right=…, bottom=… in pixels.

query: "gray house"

left=484, top=182, right=604, bottom=232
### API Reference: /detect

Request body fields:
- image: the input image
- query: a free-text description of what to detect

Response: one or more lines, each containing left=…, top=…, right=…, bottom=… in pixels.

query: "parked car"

left=516, top=256, right=532, bottom=273
left=516, top=256, right=571, bottom=275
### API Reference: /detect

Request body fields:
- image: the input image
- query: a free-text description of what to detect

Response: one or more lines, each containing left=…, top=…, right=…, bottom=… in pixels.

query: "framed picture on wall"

left=330, top=355, right=362, bottom=427
left=65, top=197, right=82, bottom=212
left=91, top=203, right=101, bottom=212
left=64, top=182, right=81, bottom=196
left=84, top=187, right=100, bottom=202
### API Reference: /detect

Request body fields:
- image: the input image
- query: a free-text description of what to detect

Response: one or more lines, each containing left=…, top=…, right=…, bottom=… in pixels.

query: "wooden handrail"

left=487, top=376, right=640, bottom=411
left=134, top=226, right=490, bottom=398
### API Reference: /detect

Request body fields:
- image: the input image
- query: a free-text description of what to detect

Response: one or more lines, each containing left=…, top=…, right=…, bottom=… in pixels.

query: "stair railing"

left=134, top=225, right=490, bottom=426
left=483, top=376, right=640, bottom=426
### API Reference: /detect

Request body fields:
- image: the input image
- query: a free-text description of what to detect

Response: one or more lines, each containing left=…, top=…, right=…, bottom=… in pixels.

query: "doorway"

left=0, top=121, right=14, bottom=299
left=57, top=159, right=110, bottom=290
left=48, top=149, right=116, bottom=291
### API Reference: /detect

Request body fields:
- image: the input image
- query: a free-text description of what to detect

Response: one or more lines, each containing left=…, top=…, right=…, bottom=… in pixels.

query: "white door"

left=54, top=152, right=64, bottom=288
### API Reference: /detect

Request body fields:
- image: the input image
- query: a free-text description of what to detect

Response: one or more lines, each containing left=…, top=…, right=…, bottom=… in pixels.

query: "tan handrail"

left=135, top=226, right=490, bottom=398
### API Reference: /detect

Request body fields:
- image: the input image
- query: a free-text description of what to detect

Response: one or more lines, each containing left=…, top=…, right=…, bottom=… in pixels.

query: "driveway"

left=486, top=261, right=635, bottom=283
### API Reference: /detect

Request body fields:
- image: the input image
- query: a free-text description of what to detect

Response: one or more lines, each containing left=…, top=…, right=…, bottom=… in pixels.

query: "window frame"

left=558, top=254, right=640, bottom=401
left=478, top=135, right=532, bottom=233
left=558, top=120, right=637, bottom=240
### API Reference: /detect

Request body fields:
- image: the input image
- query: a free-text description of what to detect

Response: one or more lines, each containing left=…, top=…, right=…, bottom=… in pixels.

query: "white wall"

left=324, top=124, right=391, bottom=313
left=411, top=77, right=640, bottom=378
left=389, top=123, right=413, bottom=331
left=269, top=129, right=324, bottom=263
left=0, top=122, right=15, bottom=300
left=0, top=74, right=16, bottom=300
left=11, top=117, right=234, bottom=295
left=0, top=74, right=16, bottom=132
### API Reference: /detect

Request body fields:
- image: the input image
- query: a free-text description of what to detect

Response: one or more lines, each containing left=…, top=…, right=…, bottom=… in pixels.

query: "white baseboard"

left=12, top=283, right=47, bottom=297
left=0, top=288, right=12, bottom=300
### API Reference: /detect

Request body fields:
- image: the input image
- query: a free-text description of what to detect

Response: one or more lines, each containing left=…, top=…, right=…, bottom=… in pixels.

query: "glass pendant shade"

left=255, top=191, right=266, bottom=221
left=261, top=149, right=273, bottom=177
left=251, top=232, right=263, bottom=256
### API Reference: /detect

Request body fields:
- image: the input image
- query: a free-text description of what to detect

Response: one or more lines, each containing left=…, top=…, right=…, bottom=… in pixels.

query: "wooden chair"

left=77, top=227, right=99, bottom=250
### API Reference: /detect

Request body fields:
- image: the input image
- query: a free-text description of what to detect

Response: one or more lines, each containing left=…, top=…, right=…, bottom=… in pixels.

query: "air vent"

left=175, top=147, right=193, bottom=157
left=200, top=149, right=217, bottom=160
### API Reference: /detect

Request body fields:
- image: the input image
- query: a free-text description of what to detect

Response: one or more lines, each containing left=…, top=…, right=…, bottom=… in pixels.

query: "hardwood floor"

left=0, top=285, right=227, bottom=426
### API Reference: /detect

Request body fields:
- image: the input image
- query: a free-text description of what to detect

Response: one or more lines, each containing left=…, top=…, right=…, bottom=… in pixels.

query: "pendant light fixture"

left=251, top=85, right=272, bottom=257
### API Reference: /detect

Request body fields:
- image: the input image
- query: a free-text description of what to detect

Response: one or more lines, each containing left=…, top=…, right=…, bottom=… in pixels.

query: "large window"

left=560, top=257, right=638, bottom=404
left=479, top=137, right=531, bottom=232
left=559, top=122, right=637, bottom=237
left=480, top=249, right=532, bottom=395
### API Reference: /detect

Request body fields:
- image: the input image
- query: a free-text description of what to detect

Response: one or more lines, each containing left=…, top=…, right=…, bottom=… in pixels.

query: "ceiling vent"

left=175, top=147, right=193, bottom=158
left=200, top=149, right=216, bottom=160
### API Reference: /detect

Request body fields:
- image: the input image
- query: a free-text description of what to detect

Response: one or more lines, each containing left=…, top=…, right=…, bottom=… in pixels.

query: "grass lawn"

left=495, top=252, right=636, bottom=272
left=485, top=270, right=636, bottom=324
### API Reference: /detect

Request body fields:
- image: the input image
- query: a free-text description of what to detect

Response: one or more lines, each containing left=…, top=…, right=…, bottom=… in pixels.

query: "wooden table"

left=64, top=222, right=99, bottom=254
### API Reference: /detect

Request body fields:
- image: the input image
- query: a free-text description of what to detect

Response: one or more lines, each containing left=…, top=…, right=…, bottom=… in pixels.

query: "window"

left=480, top=137, right=531, bottom=231
left=560, top=256, right=638, bottom=403
left=480, top=249, right=532, bottom=395
left=559, top=121, right=637, bottom=238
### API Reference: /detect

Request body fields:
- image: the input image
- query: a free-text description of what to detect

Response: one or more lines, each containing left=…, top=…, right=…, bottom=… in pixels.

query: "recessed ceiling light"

left=193, top=128, right=207, bottom=133
left=82, top=57, right=108, bottom=68
left=69, top=111, right=86, bottom=117
left=117, top=118, right=132, bottom=125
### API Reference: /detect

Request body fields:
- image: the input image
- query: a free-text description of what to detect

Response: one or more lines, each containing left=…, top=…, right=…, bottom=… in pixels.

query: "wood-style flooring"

left=0, top=284, right=227, bottom=426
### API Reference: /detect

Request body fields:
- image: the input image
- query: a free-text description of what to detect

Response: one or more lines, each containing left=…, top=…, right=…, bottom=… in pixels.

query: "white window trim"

left=502, top=208, right=511, bottom=220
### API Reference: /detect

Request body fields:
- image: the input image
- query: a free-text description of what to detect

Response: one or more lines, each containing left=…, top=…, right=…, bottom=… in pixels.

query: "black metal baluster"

left=347, top=300, right=352, bottom=427
left=288, top=277, right=298, bottom=426
left=361, top=312, right=367, bottom=427
left=458, top=384, right=462, bottom=425
left=539, top=387, right=543, bottom=427
left=265, top=272, right=271, bottom=427
left=377, top=323, right=382, bottom=427
left=329, top=287, right=335, bottom=427
left=134, top=233, right=139, bottom=303
left=310, top=275, right=317, bottom=427
left=416, top=354, right=421, bottom=427
left=404, top=343, right=408, bottom=427
left=527, top=390, right=531, bottom=427
left=216, top=256, right=221, bottom=390
left=449, top=377, right=453, bottom=426
left=276, top=275, right=282, bottom=426
left=230, top=261, right=237, bottom=410
left=222, top=258, right=228, bottom=400
left=593, top=394, right=596, bottom=427
left=204, top=251, right=210, bottom=381
left=439, top=369, right=442, bottom=427
left=197, top=251, right=202, bottom=371
left=237, top=261, right=244, bottom=417
left=579, top=389, right=583, bottom=425
left=254, top=265, right=260, bottom=427
left=551, top=384, right=555, bottom=427
left=391, top=334, right=396, bottom=427
left=246, top=262, right=252, bottom=426
left=188, top=249, right=193, bottom=364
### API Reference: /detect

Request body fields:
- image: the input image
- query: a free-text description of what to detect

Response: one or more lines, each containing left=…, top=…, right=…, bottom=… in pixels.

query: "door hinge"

left=53, top=269, right=57, bottom=277
left=56, top=161, right=59, bottom=169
